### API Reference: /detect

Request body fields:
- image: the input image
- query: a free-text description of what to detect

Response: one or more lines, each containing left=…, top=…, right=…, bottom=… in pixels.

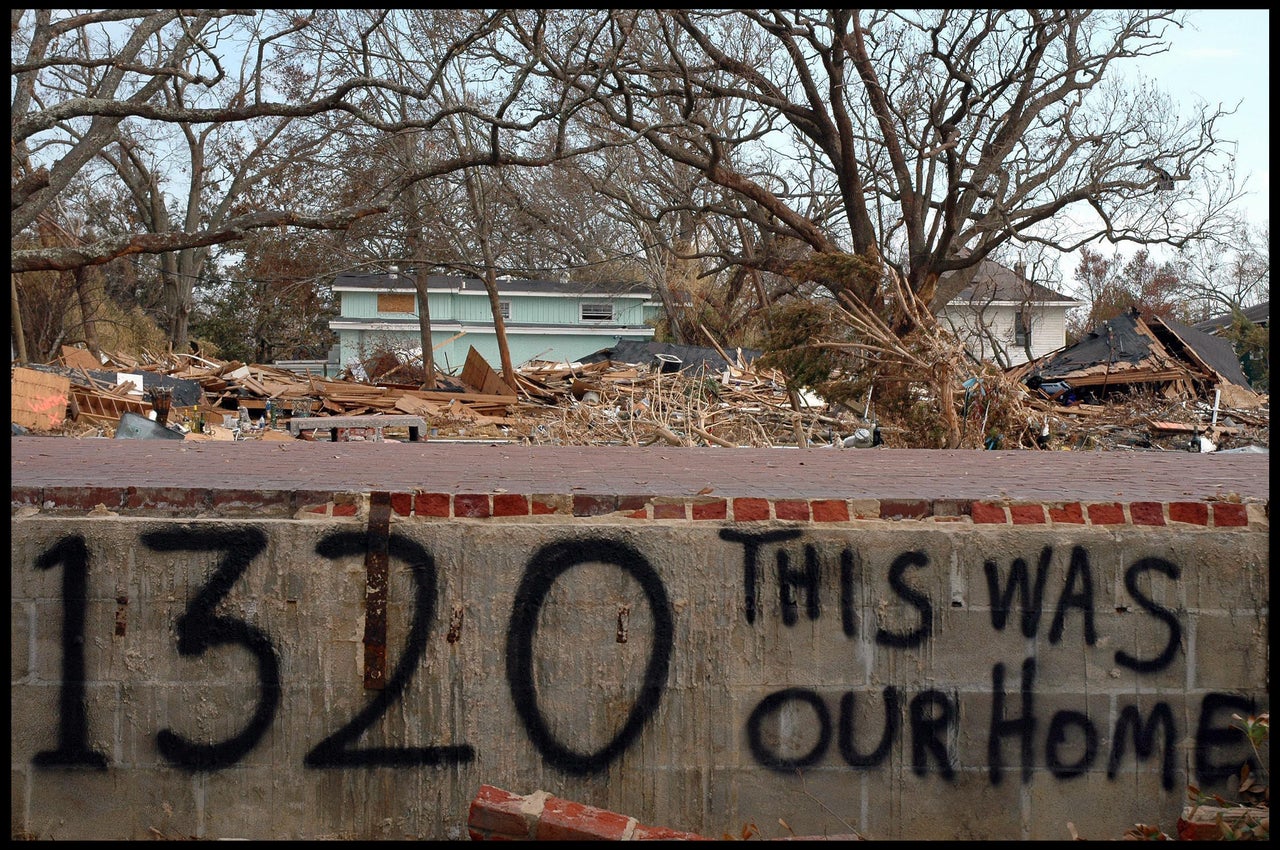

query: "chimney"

left=388, top=264, right=399, bottom=280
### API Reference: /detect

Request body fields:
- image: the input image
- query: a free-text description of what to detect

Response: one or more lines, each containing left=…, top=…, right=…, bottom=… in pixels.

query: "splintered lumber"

left=460, top=346, right=517, bottom=396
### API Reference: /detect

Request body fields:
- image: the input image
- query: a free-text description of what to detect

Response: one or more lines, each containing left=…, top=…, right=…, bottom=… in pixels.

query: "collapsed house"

left=1011, top=307, right=1264, bottom=410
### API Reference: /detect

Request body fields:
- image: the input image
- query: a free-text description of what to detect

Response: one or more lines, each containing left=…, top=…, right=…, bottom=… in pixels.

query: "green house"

left=330, top=272, right=662, bottom=373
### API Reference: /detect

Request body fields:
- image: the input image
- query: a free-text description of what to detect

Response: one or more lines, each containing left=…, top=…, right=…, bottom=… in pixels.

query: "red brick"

left=970, top=501, right=1007, bottom=523
left=493, top=494, right=529, bottom=517
left=535, top=797, right=632, bottom=841
left=11, top=486, right=43, bottom=507
left=1009, top=504, right=1046, bottom=525
left=573, top=494, right=616, bottom=516
left=467, top=785, right=535, bottom=838
left=414, top=492, right=450, bottom=517
left=332, top=503, right=357, bottom=517
left=811, top=499, right=849, bottom=522
left=775, top=499, right=811, bottom=521
left=930, top=499, right=969, bottom=518
left=210, top=489, right=292, bottom=515
left=692, top=499, right=728, bottom=520
left=1168, top=502, right=1209, bottom=525
left=1213, top=502, right=1249, bottom=527
left=389, top=492, right=413, bottom=516
left=293, top=489, right=337, bottom=511
left=880, top=499, right=929, bottom=520
left=630, top=824, right=710, bottom=840
left=1129, top=501, right=1166, bottom=526
left=617, top=494, right=648, bottom=512
left=1048, top=502, right=1085, bottom=524
left=123, top=486, right=211, bottom=512
left=531, top=495, right=566, bottom=515
left=455, top=494, right=491, bottom=518
left=41, top=486, right=124, bottom=511
left=1086, top=502, right=1126, bottom=525
left=653, top=502, right=687, bottom=520
left=625, top=509, right=648, bottom=519
left=733, top=498, right=770, bottom=521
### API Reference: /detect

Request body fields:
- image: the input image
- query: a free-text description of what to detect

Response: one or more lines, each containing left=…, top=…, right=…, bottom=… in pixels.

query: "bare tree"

left=1173, top=220, right=1270, bottom=322
left=511, top=9, right=1245, bottom=336
left=11, top=9, right=627, bottom=351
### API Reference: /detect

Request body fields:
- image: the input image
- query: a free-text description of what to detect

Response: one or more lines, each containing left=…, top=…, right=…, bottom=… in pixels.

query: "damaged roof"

left=1151, top=314, right=1252, bottom=388
left=1191, top=300, right=1269, bottom=334
left=579, top=340, right=761, bottom=374
left=1020, top=308, right=1255, bottom=397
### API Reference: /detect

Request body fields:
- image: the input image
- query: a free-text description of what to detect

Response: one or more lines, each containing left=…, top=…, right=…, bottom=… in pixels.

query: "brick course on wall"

left=10, top=484, right=1267, bottom=530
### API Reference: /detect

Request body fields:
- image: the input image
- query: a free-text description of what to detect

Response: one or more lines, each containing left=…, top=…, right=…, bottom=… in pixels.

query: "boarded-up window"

left=580, top=302, right=614, bottom=321
left=377, top=293, right=416, bottom=314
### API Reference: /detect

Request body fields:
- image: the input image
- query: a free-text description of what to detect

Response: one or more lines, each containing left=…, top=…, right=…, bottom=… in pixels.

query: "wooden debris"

left=11, top=334, right=1269, bottom=451
left=13, top=367, right=71, bottom=431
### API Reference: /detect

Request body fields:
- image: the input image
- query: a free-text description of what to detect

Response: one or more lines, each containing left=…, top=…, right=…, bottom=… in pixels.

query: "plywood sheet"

left=13, top=367, right=71, bottom=430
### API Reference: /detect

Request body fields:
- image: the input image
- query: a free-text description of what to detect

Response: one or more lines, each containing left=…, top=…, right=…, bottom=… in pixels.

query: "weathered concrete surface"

left=11, top=506, right=1269, bottom=840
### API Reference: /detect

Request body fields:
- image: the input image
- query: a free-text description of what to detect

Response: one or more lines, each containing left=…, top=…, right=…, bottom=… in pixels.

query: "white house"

left=936, top=259, right=1084, bottom=366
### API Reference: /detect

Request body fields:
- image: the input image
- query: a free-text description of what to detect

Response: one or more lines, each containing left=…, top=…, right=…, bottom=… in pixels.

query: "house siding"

left=938, top=302, right=1072, bottom=366
left=333, top=282, right=659, bottom=373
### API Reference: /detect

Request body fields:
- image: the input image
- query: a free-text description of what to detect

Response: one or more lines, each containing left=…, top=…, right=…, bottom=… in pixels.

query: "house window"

left=377, top=293, right=416, bottom=314
left=1014, top=310, right=1032, bottom=347
left=580, top=302, right=614, bottom=322
left=498, top=300, right=511, bottom=320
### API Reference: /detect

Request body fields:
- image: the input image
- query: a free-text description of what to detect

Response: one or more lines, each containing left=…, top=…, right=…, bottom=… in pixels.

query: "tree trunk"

left=482, top=266, right=516, bottom=391
left=11, top=275, right=29, bottom=363
left=72, top=265, right=102, bottom=356
left=413, top=267, right=435, bottom=389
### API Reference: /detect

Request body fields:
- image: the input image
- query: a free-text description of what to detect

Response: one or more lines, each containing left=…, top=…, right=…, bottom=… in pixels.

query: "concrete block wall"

left=10, top=490, right=1269, bottom=841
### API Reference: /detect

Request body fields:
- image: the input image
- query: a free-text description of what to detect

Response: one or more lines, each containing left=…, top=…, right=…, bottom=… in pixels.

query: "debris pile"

left=10, top=324, right=1269, bottom=452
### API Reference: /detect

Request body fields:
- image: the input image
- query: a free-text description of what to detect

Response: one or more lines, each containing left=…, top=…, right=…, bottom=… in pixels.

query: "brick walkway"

left=12, top=436, right=1268, bottom=525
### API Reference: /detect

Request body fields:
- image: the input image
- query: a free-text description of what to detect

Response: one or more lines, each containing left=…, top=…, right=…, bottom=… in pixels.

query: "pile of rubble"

left=10, top=322, right=1269, bottom=452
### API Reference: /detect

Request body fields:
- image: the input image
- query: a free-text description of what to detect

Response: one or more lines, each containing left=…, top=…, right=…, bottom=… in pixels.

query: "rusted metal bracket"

left=362, top=491, right=392, bottom=689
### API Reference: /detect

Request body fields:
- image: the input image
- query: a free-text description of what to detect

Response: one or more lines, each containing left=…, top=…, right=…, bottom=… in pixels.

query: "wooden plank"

left=60, top=345, right=102, bottom=371
left=460, top=346, right=517, bottom=397
left=13, top=368, right=71, bottom=430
